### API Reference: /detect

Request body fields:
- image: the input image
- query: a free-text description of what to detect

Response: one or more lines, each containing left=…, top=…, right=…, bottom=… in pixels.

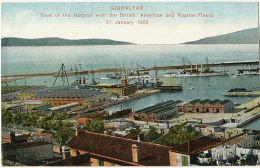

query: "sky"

left=1, top=2, right=259, bottom=44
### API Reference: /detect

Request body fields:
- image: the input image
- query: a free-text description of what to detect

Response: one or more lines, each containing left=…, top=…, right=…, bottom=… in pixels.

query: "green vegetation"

left=54, top=126, right=75, bottom=145
left=82, top=120, right=105, bottom=133
left=129, top=126, right=142, bottom=139
left=144, top=126, right=161, bottom=142
left=2, top=111, right=75, bottom=145
left=153, top=123, right=200, bottom=146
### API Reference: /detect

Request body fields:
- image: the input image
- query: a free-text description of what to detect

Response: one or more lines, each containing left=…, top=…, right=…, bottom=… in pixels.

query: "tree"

left=2, top=110, right=13, bottom=126
left=82, top=120, right=105, bottom=133
left=54, top=126, right=75, bottom=145
left=145, top=126, right=161, bottom=142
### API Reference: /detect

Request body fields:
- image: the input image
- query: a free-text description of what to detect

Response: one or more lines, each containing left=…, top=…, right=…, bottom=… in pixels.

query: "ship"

left=237, top=67, right=259, bottom=75
left=99, top=73, right=121, bottom=80
left=163, top=64, right=229, bottom=77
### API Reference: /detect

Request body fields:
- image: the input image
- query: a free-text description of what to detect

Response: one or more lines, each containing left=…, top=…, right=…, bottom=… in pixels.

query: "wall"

left=169, top=151, right=190, bottom=166
left=3, top=144, right=54, bottom=164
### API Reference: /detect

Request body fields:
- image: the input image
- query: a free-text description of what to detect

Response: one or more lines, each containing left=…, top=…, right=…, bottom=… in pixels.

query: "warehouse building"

left=129, top=100, right=182, bottom=121
left=22, top=86, right=110, bottom=108
left=176, top=99, right=234, bottom=113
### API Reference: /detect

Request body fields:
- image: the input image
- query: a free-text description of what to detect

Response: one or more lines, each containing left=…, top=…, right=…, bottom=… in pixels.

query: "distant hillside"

left=1, top=38, right=134, bottom=46
left=184, top=28, right=259, bottom=44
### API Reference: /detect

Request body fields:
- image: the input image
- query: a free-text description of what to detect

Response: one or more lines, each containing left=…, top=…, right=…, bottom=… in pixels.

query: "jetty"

left=2, top=60, right=259, bottom=82
left=223, top=90, right=260, bottom=97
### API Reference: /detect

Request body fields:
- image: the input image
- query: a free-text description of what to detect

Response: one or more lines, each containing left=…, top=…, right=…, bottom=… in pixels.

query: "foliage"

left=127, top=126, right=143, bottom=140
left=153, top=123, right=199, bottom=146
left=54, top=126, right=75, bottom=145
left=2, top=110, right=13, bottom=126
left=144, top=126, right=161, bottom=142
left=82, top=120, right=105, bottom=133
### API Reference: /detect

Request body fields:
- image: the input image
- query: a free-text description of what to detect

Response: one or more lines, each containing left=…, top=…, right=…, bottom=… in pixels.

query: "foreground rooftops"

left=67, top=131, right=172, bottom=166
left=170, top=136, right=223, bottom=155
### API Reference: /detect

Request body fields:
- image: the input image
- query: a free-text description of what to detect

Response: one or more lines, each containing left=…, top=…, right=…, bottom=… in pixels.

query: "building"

left=44, top=102, right=80, bottom=115
left=224, top=134, right=256, bottom=149
left=224, top=128, right=244, bottom=137
left=255, top=136, right=260, bottom=147
left=89, top=78, right=137, bottom=96
left=30, top=133, right=53, bottom=143
left=31, top=104, right=52, bottom=114
left=22, top=100, right=45, bottom=111
left=67, top=130, right=173, bottom=166
left=1, top=92, right=19, bottom=102
left=6, top=105, right=26, bottom=114
left=169, top=136, right=223, bottom=166
left=76, top=118, right=93, bottom=125
left=1, top=132, right=54, bottom=165
left=129, top=100, right=182, bottom=121
left=2, top=86, right=45, bottom=102
left=22, top=86, right=110, bottom=108
left=176, top=99, right=234, bottom=113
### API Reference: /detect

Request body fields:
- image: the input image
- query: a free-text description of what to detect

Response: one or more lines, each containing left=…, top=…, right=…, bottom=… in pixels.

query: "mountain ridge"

left=184, top=27, right=259, bottom=44
left=1, top=37, right=134, bottom=46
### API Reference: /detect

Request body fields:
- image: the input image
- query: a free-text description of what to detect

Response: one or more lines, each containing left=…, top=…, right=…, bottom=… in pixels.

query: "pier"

left=223, top=90, right=260, bottom=97
left=2, top=60, right=259, bottom=82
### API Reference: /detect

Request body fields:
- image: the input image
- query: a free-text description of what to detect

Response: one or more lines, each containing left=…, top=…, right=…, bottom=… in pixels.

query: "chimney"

left=8, top=132, right=16, bottom=144
left=75, top=126, right=81, bottom=136
left=137, top=134, right=140, bottom=142
left=121, top=79, right=127, bottom=86
left=62, top=147, right=71, bottom=159
left=132, top=144, right=139, bottom=163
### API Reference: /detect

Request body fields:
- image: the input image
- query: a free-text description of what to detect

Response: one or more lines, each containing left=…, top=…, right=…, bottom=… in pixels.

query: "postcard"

left=1, top=0, right=260, bottom=166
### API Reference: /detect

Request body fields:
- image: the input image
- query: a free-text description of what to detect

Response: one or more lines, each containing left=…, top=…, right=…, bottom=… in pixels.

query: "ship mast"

left=53, top=63, right=69, bottom=87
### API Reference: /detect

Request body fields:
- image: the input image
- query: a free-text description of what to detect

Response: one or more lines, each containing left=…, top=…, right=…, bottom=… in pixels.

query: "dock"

left=223, top=90, right=260, bottom=97
left=2, top=60, right=259, bottom=82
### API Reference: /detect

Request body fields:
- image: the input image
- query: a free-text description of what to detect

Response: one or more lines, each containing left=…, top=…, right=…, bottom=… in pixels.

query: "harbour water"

left=2, top=44, right=260, bottom=114
left=241, top=118, right=260, bottom=130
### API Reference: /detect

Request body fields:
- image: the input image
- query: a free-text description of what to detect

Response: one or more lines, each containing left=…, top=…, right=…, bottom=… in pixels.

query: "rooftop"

left=170, top=136, right=223, bottom=155
left=186, top=99, right=233, bottom=105
left=47, top=102, right=79, bottom=111
left=24, top=86, right=108, bottom=99
left=2, top=141, right=51, bottom=151
left=67, top=131, right=172, bottom=166
left=135, top=100, right=182, bottom=115
left=224, top=135, right=249, bottom=146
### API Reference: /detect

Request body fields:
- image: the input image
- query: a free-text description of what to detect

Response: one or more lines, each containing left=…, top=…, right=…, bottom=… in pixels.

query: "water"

left=2, top=44, right=260, bottom=111
left=241, top=118, right=260, bottom=130
left=2, top=44, right=258, bottom=76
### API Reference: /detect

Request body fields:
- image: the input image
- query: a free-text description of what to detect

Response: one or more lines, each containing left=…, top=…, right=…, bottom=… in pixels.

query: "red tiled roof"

left=170, top=136, right=223, bottom=155
left=194, top=124, right=207, bottom=128
left=37, top=133, right=50, bottom=136
left=2, top=141, right=51, bottom=151
left=76, top=118, right=93, bottom=125
left=2, top=134, right=31, bottom=143
left=67, top=131, right=172, bottom=166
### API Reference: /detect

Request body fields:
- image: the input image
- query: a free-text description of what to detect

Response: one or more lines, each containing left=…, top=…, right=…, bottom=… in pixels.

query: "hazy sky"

left=1, top=2, right=259, bottom=44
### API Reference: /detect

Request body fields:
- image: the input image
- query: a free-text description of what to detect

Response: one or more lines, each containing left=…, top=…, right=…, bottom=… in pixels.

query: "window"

left=179, top=108, right=182, bottom=112
left=196, top=108, right=199, bottom=112
left=206, top=108, right=209, bottom=112
left=98, top=159, right=104, bottom=166
left=181, top=156, right=189, bottom=166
